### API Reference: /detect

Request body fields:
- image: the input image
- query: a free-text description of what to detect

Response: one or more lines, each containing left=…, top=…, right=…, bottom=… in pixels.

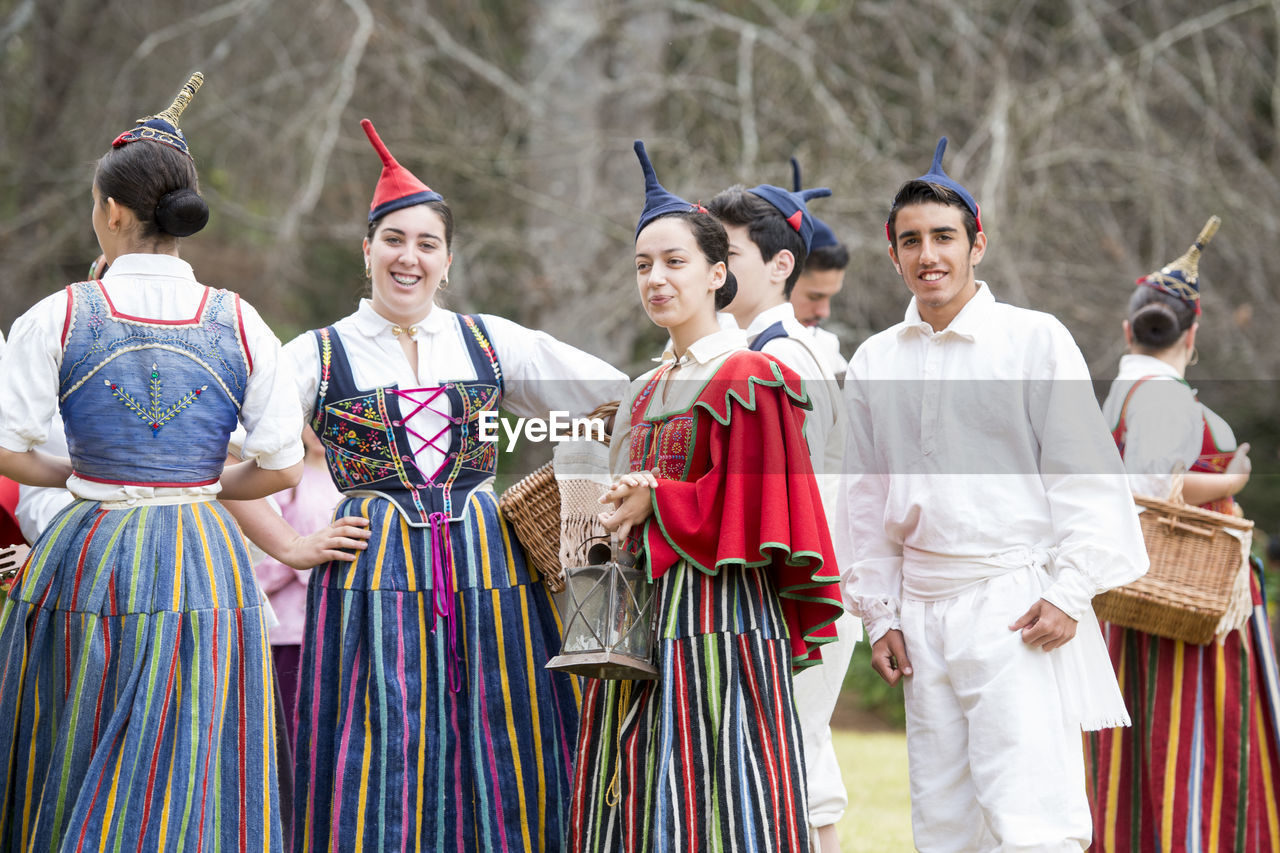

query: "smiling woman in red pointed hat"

left=232, top=118, right=627, bottom=851
left=0, top=72, right=308, bottom=851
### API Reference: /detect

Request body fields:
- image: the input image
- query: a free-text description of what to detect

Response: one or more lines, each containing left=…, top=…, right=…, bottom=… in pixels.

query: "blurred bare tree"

left=3, top=0, right=1280, bottom=513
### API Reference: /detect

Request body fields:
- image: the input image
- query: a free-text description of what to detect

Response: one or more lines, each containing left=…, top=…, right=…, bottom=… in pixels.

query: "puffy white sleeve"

left=281, top=330, right=322, bottom=424
left=481, top=315, right=628, bottom=420
left=1031, top=322, right=1149, bottom=620
left=0, top=291, right=69, bottom=453
left=236, top=299, right=304, bottom=470
left=15, top=412, right=74, bottom=543
left=836, top=347, right=903, bottom=641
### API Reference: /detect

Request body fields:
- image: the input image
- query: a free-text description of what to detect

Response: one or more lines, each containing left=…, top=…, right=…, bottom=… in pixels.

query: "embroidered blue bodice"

left=58, top=280, right=250, bottom=487
left=310, top=314, right=503, bottom=525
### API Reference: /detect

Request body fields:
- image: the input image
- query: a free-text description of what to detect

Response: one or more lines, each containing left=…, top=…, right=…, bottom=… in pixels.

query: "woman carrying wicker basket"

left=1086, top=217, right=1280, bottom=851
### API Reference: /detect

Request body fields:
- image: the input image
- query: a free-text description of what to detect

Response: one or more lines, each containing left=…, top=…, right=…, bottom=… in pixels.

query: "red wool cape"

left=635, top=351, right=844, bottom=670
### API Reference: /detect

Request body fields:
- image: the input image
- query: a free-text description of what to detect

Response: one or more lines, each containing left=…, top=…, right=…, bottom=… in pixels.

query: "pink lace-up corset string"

left=388, top=385, right=464, bottom=692
left=386, top=386, right=460, bottom=482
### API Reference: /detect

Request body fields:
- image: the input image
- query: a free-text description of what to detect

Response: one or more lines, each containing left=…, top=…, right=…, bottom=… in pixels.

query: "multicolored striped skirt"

left=0, top=498, right=282, bottom=852
left=291, top=490, right=580, bottom=852
left=1087, top=563, right=1280, bottom=852
left=569, top=561, right=810, bottom=853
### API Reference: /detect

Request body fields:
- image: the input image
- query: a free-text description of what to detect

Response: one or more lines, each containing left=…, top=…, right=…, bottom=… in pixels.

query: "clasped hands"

left=597, top=469, right=659, bottom=539
left=870, top=598, right=1078, bottom=687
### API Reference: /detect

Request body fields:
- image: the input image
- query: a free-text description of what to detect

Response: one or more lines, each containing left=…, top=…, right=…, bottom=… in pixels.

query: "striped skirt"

left=0, top=498, right=281, bottom=852
left=569, top=561, right=810, bottom=853
left=291, top=490, right=580, bottom=852
left=1087, top=564, right=1280, bottom=852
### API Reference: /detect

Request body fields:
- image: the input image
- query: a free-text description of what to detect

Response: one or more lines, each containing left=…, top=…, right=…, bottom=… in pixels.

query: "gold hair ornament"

left=1141, top=215, right=1221, bottom=304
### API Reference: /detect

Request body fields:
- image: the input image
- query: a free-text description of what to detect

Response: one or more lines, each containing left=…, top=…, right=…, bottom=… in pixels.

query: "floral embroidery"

left=104, top=363, right=207, bottom=436
left=631, top=415, right=693, bottom=479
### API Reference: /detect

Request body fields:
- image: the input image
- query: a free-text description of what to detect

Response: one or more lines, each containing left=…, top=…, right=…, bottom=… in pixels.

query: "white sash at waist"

left=902, top=545, right=1049, bottom=601
left=902, top=544, right=1131, bottom=732
left=98, top=493, right=215, bottom=510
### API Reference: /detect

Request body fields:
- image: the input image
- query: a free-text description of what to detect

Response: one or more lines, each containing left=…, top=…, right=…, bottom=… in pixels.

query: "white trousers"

left=900, top=567, right=1091, bottom=853
left=792, top=610, right=858, bottom=826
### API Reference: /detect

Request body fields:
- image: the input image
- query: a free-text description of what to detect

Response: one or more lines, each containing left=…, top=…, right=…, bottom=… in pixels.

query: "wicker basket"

left=498, top=403, right=618, bottom=593
left=1093, top=492, right=1253, bottom=645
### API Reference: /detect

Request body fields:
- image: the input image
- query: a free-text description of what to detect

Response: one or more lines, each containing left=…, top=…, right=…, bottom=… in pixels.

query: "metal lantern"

left=546, top=537, right=657, bottom=680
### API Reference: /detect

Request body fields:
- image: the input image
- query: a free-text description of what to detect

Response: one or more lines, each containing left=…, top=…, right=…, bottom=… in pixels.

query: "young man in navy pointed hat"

left=705, top=179, right=844, bottom=485
left=706, top=177, right=852, bottom=852
left=835, top=137, right=1150, bottom=851
left=787, top=158, right=851, bottom=383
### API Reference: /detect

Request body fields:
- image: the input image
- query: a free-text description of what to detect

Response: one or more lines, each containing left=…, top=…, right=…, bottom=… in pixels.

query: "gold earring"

left=439, top=275, right=449, bottom=291
left=364, top=261, right=371, bottom=279
left=1188, top=346, right=1199, bottom=367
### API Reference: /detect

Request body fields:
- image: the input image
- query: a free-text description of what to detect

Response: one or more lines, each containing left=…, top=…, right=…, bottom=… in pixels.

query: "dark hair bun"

left=1130, top=301, right=1183, bottom=349
left=154, top=188, right=209, bottom=237
left=714, top=270, right=738, bottom=311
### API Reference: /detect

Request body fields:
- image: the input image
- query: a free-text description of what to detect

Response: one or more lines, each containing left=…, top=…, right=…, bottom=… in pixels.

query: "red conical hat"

left=362, top=119, right=443, bottom=223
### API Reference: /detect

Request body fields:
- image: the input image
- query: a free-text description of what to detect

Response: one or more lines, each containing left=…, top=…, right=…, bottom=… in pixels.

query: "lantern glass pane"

left=560, top=564, right=609, bottom=652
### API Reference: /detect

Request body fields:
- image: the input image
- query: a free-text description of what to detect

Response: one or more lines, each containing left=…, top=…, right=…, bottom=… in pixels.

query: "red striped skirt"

left=1087, top=565, right=1280, bottom=852
left=569, top=560, right=810, bottom=852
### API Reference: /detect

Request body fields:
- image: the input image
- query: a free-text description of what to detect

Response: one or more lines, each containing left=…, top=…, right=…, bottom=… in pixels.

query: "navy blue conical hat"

left=111, top=72, right=203, bottom=159
left=888, top=137, right=983, bottom=241
left=747, top=174, right=831, bottom=254
left=634, top=140, right=705, bottom=237
left=1137, top=216, right=1220, bottom=316
left=790, top=157, right=838, bottom=251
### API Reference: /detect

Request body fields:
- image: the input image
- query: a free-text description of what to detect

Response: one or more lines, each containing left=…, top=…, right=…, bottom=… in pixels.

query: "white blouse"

left=284, top=300, right=629, bottom=484
left=0, top=254, right=304, bottom=501
left=1100, top=353, right=1235, bottom=499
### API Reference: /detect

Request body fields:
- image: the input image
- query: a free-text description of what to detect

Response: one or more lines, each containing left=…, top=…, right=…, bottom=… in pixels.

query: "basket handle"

left=1157, top=515, right=1216, bottom=538
left=1165, top=467, right=1187, bottom=505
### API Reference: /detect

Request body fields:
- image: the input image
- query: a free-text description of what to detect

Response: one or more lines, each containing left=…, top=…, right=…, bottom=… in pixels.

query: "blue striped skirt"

left=569, top=561, right=811, bottom=853
left=291, top=490, right=580, bottom=852
left=0, top=498, right=281, bottom=852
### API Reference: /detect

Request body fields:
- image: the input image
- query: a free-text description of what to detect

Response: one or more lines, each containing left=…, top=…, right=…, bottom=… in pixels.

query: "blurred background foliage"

left=4, top=0, right=1280, bottom=676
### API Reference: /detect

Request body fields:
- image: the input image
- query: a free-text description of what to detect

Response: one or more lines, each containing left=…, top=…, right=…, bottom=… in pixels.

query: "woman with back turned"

left=0, top=72, right=303, bottom=850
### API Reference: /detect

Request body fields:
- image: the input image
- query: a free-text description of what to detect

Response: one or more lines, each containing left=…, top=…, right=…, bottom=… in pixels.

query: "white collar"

left=351, top=299, right=453, bottom=339
left=659, top=327, right=749, bottom=365
left=743, top=302, right=799, bottom=337
left=900, top=280, right=993, bottom=342
left=100, top=253, right=197, bottom=282
left=1115, top=353, right=1185, bottom=382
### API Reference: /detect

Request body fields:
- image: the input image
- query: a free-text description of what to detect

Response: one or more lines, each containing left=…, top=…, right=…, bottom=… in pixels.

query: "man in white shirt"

left=707, top=181, right=855, bottom=853
left=837, top=138, right=1148, bottom=852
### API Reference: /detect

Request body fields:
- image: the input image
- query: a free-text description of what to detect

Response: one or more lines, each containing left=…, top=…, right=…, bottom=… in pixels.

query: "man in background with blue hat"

left=707, top=178, right=853, bottom=853
left=787, top=158, right=851, bottom=383
left=835, top=138, right=1149, bottom=851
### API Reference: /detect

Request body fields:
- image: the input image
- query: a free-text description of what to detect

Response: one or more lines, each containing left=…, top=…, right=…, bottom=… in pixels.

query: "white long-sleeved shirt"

left=836, top=282, right=1148, bottom=644
left=283, top=300, right=629, bottom=484
left=0, top=254, right=304, bottom=501
left=1100, top=353, right=1233, bottom=498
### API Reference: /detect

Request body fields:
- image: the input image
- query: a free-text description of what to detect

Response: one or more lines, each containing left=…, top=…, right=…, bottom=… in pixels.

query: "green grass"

left=831, top=727, right=913, bottom=851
